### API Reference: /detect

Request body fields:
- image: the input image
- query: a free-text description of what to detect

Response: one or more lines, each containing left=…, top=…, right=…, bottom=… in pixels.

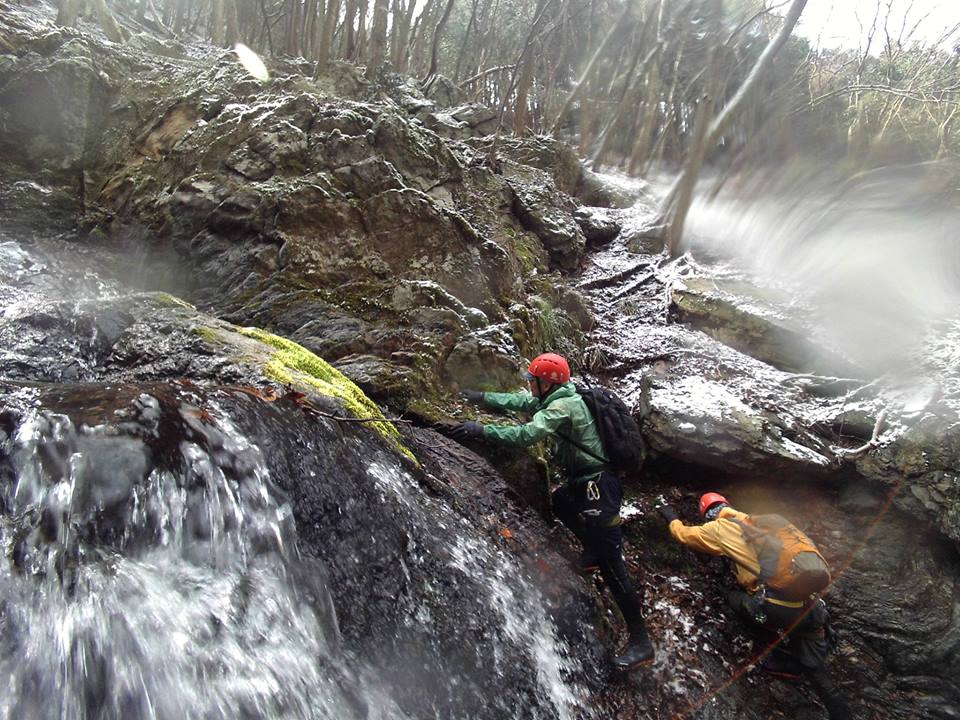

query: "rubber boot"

left=807, top=667, right=854, bottom=720
left=577, top=548, right=600, bottom=574
left=760, top=650, right=803, bottom=681
left=613, top=626, right=655, bottom=671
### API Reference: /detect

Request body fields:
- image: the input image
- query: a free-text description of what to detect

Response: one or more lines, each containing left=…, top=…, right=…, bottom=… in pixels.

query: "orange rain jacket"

left=668, top=506, right=763, bottom=591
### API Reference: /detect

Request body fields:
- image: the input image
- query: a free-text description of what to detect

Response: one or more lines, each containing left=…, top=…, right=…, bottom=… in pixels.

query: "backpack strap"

left=554, top=430, right=611, bottom=469
left=765, top=595, right=805, bottom=608
left=729, top=517, right=777, bottom=587
left=555, top=377, right=611, bottom=470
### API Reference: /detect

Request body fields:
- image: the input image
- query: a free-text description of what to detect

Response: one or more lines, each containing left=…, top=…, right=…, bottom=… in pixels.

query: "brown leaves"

left=182, top=407, right=216, bottom=425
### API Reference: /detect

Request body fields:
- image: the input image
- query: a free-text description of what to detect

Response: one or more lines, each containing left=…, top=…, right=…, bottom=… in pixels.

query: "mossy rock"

left=237, top=326, right=415, bottom=461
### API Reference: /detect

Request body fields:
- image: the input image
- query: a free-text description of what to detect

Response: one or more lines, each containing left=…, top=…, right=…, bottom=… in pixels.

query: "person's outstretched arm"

left=482, top=390, right=540, bottom=415
left=483, top=401, right=567, bottom=447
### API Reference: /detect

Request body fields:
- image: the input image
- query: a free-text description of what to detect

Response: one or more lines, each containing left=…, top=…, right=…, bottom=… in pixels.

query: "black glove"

left=431, top=421, right=460, bottom=435
left=448, top=420, right=484, bottom=441
left=657, top=504, right=679, bottom=523
left=460, top=389, right=485, bottom=403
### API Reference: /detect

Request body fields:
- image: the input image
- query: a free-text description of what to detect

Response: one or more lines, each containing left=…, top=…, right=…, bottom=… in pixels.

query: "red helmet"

left=525, top=353, right=571, bottom=385
left=699, top=492, right=729, bottom=517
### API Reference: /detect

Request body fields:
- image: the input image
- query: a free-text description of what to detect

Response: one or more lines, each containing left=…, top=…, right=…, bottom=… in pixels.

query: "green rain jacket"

left=481, top=382, right=609, bottom=482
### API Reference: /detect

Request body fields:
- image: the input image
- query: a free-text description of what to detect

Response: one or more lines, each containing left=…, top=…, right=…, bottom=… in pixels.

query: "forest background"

left=55, top=0, right=960, bottom=243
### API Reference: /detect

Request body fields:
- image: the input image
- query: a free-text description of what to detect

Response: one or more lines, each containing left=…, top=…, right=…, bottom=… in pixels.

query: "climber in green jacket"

left=447, top=352, right=656, bottom=671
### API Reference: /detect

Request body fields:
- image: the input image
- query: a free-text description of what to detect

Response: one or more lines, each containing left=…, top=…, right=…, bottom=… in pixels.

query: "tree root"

left=610, top=272, right=655, bottom=300
left=833, top=408, right=887, bottom=460
left=780, top=373, right=866, bottom=398
left=577, top=260, right=654, bottom=291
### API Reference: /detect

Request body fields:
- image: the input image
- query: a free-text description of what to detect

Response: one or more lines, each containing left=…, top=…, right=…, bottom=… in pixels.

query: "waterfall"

left=681, top=164, right=960, bottom=374
left=0, top=388, right=406, bottom=720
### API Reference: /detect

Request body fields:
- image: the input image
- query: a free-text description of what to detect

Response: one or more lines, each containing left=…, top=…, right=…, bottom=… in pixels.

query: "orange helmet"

left=699, top=492, right=729, bottom=517
left=525, top=353, right=571, bottom=385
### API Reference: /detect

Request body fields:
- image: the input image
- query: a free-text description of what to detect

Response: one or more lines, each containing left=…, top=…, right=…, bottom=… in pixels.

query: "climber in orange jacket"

left=657, top=492, right=853, bottom=720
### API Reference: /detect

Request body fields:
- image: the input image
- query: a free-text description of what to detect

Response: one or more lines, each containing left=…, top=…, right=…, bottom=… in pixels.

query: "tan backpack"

left=733, top=514, right=831, bottom=601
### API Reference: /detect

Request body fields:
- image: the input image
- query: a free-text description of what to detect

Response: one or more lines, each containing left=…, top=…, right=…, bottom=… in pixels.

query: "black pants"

left=726, top=589, right=852, bottom=720
left=552, top=473, right=649, bottom=643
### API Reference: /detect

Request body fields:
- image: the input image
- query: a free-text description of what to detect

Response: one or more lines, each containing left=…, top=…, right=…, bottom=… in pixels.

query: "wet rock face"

left=0, top=34, right=114, bottom=173
left=574, top=206, right=621, bottom=246
left=510, top=178, right=587, bottom=272
left=668, top=276, right=861, bottom=377
left=855, top=412, right=960, bottom=544
left=578, top=227, right=960, bottom=717
left=0, top=12, right=603, bottom=405
left=251, top=415, right=610, bottom=718
left=830, top=486, right=960, bottom=720
left=579, top=241, right=960, bottom=549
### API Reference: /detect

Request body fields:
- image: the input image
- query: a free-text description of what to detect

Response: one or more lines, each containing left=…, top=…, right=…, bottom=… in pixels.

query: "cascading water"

left=681, top=163, right=960, bottom=376
left=0, top=386, right=406, bottom=720
left=370, top=461, right=588, bottom=720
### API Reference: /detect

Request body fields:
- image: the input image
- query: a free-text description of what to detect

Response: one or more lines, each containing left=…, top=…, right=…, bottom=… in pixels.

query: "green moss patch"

left=153, top=292, right=195, bottom=309
left=238, top=326, right=416, bottom=462
left=193, top=325, right=222, bottom=343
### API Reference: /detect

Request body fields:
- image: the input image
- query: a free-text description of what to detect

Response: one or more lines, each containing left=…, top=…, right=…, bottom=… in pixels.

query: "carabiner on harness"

left=586, top=480, right=600, bottom=501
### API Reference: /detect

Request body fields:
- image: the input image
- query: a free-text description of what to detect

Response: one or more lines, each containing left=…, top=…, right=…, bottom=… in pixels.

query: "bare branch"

left=459, top=63, right=517, bottom=87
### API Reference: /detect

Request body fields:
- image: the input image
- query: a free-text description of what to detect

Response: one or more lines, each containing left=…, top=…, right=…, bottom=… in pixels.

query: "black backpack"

left=559, top=383, right=646, bottom=475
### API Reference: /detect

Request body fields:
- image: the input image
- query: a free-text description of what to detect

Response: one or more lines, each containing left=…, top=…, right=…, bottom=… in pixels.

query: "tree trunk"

left=92, top=0, right=125, bottom=42
left=56, top=0, right=83, bottom=27
left=663, top=94, right=712, bottom=256
left=423, top=0, right=456, bottom=83
left=408, top=0, right=438, bottom=76
left=624, top=61, right=662, bottom=167
left=288, top=0, right=302, bottom=55
left=391, top=0, right=416, bottom=70
left=317, top=0, right=339, bottom=63
left=212, top=0, right=228, bottom=45
left=304, top=0, right=318, bottom=55
left=366, top=0, right=389, bottom=76
left=453, top=0, right=479, bottom=83
left=550, top=2, right=632, bottom=136
left=224, top=0, right=240, bottom=47
left=355, top=0, right=368, bottom=61
left=173, top=0, right=188, bottom=32
left=703, top=0, right=809, bottom=150
left=341, top=0, right=357, bottom=59
left=512, top=47, right=534, bottom=135
left=487, top=0, right=554, bottom=164
left=592, top=10, right=662, bottom=166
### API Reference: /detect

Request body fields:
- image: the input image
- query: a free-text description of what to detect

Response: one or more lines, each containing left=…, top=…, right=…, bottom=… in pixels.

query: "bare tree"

left=57, top=0, right=125, bottom=42
left=423, top=0, right=456, bottom=85
left=658, top=0, right=810, bottom=256
left=550, top=2, right=633, bottom=135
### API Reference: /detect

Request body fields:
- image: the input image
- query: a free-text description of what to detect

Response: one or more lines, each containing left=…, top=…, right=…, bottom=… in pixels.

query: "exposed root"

left=780, top=373, right=867, bottom=398
left=610, top=272, right=656, bottom=300
left=833, top=408, right=887, bottom=460
left=578, top=260, right=655, bottom=291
